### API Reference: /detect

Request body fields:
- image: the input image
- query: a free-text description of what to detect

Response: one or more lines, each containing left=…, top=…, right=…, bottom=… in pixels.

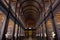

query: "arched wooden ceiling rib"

left=21, top=5, right=40, bottom=13
left=20, top=1, right=41, bottom=10
left=23, top=11, right=38, bottom=17
left=20, top=4, right=42, bottom=20
left=23, top=11, right=40, bottom=19
left=20, top=0, right=42, bottom=8
left=23, top=9, right=39, bottom=15
left=22, top=9, right=39, bottom=13
left=23, top=11, right=37, bottom=16
left=22, top=6, right=39, bottom=12
left=23, top=11, right=39, bottom=18
left=25, top=13, right=35, bottom=18
left=20, top=0, right=43, bottom=12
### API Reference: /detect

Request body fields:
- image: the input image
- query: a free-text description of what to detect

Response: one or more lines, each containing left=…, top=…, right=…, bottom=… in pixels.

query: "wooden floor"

left=24, top=37, right=37, bottom=40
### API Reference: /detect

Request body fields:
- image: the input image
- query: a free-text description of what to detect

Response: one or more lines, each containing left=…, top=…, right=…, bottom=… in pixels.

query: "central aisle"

left=24, top=37, right=37, bottom=40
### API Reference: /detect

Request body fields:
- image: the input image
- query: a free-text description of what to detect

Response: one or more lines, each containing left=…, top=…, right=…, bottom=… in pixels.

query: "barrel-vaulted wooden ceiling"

left=5, top=0, right=55, bottom=28
left=20, top=0, right=43, bottom=28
